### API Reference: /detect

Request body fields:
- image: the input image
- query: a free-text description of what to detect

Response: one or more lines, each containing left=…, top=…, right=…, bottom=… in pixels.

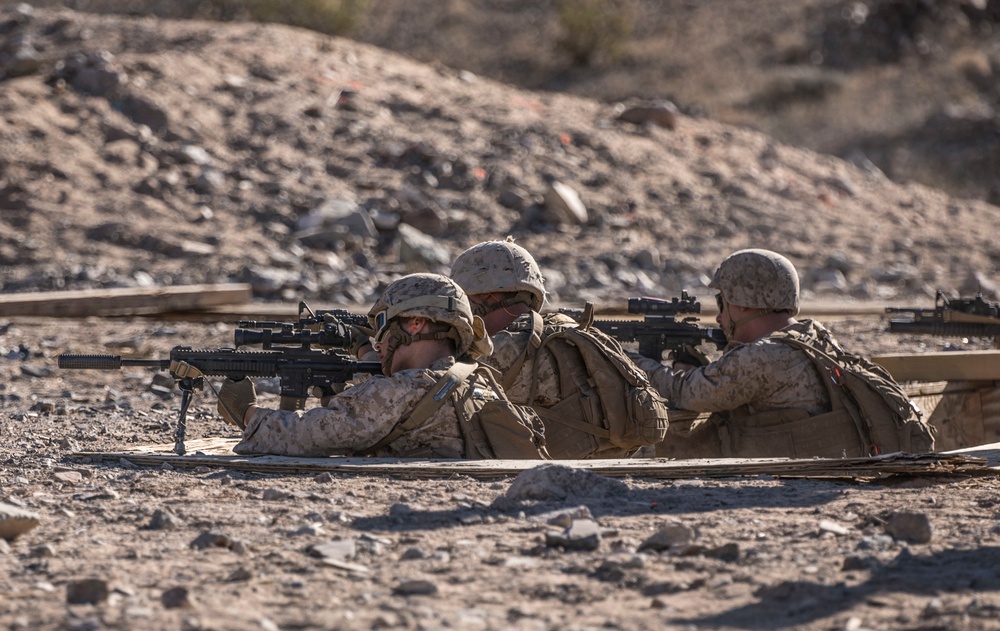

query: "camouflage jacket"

left=234, top=357, right=469, bottom=458
left=477, top=312, right=565, bottom=407
left=643, top=319, right=833, bottom=418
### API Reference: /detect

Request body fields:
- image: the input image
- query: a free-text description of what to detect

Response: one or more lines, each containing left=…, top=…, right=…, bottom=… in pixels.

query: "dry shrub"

left=237, top=0, right=369, bottom=36
left=555, top=0, right=633, bottom=66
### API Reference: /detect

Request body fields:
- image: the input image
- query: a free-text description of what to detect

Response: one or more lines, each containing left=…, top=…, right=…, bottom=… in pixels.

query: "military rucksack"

left=367, top=362, right=550, bottom=459
left=772, top=327, right=936, bottom=455
left=502, top=309, right=671, bottom=459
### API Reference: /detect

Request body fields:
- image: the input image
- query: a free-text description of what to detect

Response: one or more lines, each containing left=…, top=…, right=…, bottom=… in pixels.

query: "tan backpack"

left=502, top=309, right=671, bottom=459
left=772, top=327, right=936, bottom=455
left=367, top=362, right=550, bottom=459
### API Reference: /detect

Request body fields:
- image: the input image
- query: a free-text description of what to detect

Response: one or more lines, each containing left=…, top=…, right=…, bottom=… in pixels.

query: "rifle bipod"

left=173, top=376, right=203, bottom=455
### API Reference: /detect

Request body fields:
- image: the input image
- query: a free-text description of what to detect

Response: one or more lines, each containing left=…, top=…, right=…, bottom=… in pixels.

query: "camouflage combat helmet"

left=450, top=237, right=546, bottom=312
left=709, top=249, right=800, bottom=315
left=368, top=273, right=486, bottom=357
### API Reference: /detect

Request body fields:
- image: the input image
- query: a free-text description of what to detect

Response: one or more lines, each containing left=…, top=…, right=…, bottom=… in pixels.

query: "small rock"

left=545, top=518, right=601, bottom=551
left=389, top=503, right=412, bottom=517
left=161, top=586, right=193, bottom=609
left=400, top=547, right=426, bottom=560
left=393, top=579, right=438, bottom=596
left=227, top=567, right=253, bottom=582
left=505, top=464, right=629, bottom=502
left=146, top=509, right=182, bottom=531
left=818, top=519, right=850, bottom=536
left=0, top=502, right=40, bottom=541
left=289, top=523, right=324, bottom=537
left=308, top=539, right=356, bottom=563
left=617, top=102, right=679, bottom=130
left=884, top=511, right=932, bottom=544
left=66, top=578, right=109, bottom=605
left=543, top=181, right=588, bottom=225
left=638, top=522, right=696, bottom=552
left=704, top=542, right=740, bottom=562
left=190, top=531, right=232, bottom=550
left=262, top=488, right=293, bottom=501
left=53, top=470, right=84, bottom=485
left=842, top=554, right=880, bottom=571
left=857, top=534, right=895, bottom=551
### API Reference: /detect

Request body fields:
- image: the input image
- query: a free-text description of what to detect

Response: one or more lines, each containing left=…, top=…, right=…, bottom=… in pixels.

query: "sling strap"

left=500, top=310, right=543, bottom=392
left=365, top=362, right=479, bottom=455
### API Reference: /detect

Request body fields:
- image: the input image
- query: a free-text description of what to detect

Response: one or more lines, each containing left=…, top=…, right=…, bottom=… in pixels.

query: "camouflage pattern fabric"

left=710, top=248, right=799, bottom=313
left=478, top=313, right=561, bottom=407
left=643, top=319, right=833, bottom=417
left=234, top=357, right=467, bottom=457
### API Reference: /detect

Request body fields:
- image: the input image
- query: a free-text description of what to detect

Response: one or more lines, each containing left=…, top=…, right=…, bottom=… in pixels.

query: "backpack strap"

left=364, top=362, right=479, bottom=456
left=770, top=331, right=879, bottom=454
left=500, top=310, right=544, bottom=392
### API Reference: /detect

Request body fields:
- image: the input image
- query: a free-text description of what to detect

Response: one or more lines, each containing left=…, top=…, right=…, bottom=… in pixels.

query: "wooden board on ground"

left=70, top=437, right=995, bottom=480
left=873, top=351, right=1000, bottom=382
left=0, top=284, right=253, bottom=318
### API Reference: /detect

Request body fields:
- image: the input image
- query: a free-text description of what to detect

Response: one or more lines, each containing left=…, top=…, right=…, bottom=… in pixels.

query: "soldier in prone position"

left=217, top=274, right=515, bottom=458
left=450, top=238, right=670, bottom=459
left=630, top=249, right=934, bottom=459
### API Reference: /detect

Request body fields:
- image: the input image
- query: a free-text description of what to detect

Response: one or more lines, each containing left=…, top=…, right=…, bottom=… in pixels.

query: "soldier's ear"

left=403, top=317, right=428, bottom=335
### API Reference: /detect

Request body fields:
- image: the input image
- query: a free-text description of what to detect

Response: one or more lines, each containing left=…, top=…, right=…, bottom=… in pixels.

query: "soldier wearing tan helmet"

left=632, top=248, right=929, bottom=458
left=450, top=238, right=546, bottom=329
left=450, top=238, right=565, bottom=408
left=451, top=237, right=670, bottom=459
left=216, top=273, right=504, bottom=458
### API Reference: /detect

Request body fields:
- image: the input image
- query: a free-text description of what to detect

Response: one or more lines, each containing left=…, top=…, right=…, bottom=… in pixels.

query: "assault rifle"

left=234, top=301, right=368, bottom=349
left=886, top=290, right=1000, bottom=346
left=562, top=292, right=728, bottom=362
left=58, top=346, right=382, bottom=455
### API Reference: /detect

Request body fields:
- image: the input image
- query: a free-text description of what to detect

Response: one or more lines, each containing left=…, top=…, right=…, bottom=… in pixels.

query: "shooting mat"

left=68, top=438, right=1000, bottom=480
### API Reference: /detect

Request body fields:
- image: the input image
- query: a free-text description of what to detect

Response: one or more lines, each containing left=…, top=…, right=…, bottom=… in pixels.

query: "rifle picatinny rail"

left=561, top=292, right=727, bottom=360
left=234, top=301, right=367, bottom=350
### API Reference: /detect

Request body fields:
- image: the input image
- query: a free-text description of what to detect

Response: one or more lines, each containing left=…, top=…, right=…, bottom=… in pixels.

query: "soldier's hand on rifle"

left=350, top=323, right=377, bottom=360
left=672, top=344, right=711, bottom=369
left=217, top=378, right=258, bottom=430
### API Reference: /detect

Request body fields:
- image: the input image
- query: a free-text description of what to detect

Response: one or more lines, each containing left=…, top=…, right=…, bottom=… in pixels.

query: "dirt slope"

left=2, top=5, right=999, bottom=310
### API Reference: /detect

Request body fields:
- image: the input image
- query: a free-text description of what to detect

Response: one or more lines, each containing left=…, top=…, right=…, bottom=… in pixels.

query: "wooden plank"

left=70, top=437, right=990, bottom=480
left=901, top=381, right=992, bottom=397
left=0, top=284, right=253, bottom=318
left=872, top=351, right=1000, bottom=382
left=945, top=441, right=1000, bottom=468
left=160, top=299, right=893, bottom=324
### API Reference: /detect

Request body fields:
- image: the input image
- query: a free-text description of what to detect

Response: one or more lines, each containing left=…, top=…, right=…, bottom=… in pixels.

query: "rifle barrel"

left=58, top=354, right=169, bottom=370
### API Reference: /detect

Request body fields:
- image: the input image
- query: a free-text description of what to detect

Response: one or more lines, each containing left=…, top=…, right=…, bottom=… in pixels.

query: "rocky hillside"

left=2, top=5, right=999, bottom=309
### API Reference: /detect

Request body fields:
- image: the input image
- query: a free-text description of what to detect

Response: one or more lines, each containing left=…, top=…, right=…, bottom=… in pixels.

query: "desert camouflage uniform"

left=644, top=320, right=852, bottom=458
left=234, top=357, right=472, bottom=458
left=650, top=320, right=832, bottom=416
left=477, top=312, right=563, bottom=407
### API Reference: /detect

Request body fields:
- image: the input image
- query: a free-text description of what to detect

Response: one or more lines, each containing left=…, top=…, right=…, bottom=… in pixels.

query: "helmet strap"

left=471, top=291, right=535, bottom=317
left=379, top=320, right=462, bottom=373
left=729, top=308, right=772, bottom=338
